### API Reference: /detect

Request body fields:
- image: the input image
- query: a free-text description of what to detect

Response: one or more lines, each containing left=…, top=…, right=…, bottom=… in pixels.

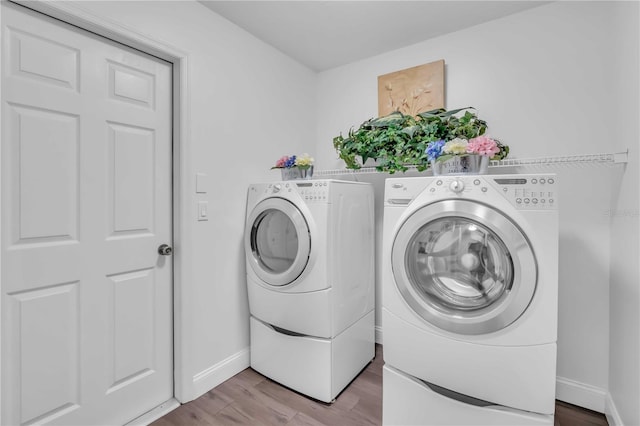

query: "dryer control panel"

left=259, top=182, right=330, bottom=202
left=295, top=181, right=329, bottom=202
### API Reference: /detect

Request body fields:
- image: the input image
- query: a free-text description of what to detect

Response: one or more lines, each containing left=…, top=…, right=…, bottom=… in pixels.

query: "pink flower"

left=467, top=136, right=500, bottom=157
left=275, top=155, right=289, bottom=168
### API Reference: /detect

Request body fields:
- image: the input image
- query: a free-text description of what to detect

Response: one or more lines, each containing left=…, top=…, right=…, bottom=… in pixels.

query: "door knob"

left=158, top=244, right=173, bottom=256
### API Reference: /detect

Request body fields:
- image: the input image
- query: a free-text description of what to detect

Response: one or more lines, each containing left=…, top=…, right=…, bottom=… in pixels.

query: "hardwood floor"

left=152, top=345, right=608, bottom=426
left=554, top=401, right=609, bottom=426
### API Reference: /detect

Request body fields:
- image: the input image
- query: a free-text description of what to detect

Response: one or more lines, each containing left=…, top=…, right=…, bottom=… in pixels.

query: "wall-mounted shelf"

left=314, top=150, right=629, bottom=176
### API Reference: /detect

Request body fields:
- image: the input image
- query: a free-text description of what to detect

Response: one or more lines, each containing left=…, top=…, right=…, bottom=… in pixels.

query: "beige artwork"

left=378, top=59, right=445, bottom=117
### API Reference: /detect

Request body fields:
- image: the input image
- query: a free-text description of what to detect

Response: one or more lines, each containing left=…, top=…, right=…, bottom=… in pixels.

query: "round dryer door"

left=245, top=197, right=311, bottom=286
left=392, top=199, right=537, bottom=335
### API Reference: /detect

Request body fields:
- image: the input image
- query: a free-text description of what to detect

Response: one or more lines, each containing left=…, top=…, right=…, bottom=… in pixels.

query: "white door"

left=1, top=3, right=173, bottom=425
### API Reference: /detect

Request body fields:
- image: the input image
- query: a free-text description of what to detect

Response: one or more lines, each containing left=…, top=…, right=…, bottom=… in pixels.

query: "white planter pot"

left=431, top=155, right=489, bottom=176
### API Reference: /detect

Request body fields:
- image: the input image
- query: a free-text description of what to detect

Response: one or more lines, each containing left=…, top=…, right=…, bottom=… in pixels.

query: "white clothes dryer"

left=245, top=179, right=375, bottom=402
left=381, top=174, right=559, bottom=425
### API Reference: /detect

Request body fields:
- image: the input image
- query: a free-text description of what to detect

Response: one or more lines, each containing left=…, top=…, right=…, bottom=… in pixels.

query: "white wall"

left=61, top=0, right=317, bottom=401
left=20, top=0, right=638, bottom=420
left=316, top=1, right=637, bottom=414
left=608, top=2, right=640, bottom=425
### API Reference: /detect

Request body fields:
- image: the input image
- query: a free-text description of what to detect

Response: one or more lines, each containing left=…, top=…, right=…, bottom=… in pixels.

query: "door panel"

left=108, top=62, right=155, bottom=108
left=8, top=103, right=79, bottom=244
left=2, top=3, right=173, bottom=425
left=9, top=283, right=80, bottom=424
left=108, top=123, right=155, bottom=236
left=8, top=27, right=80, bottom=91
left=108, top=269, right=155, bottom=391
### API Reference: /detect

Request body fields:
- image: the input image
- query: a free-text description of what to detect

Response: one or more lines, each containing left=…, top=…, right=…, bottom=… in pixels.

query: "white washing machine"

left=245, top=179, right=375, bottom=402
left=381, top=174, right=559, bottom=425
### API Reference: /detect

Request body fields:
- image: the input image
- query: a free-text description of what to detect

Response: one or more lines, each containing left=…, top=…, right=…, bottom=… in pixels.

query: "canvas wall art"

left=378, top=59, right=445, bottom=117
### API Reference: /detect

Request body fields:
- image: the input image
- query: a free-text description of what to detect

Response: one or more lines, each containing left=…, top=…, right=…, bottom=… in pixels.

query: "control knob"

left=449, top=179, right=465, bottom=193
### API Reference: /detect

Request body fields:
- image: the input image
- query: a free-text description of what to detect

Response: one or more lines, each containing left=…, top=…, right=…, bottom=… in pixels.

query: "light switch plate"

left=197, top=201, right=208, bottom=221
left=196, top=173, right=208, bottom=193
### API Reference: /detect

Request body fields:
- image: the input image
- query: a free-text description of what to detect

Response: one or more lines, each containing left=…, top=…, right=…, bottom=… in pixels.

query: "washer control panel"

left=491, top=176, right=557, bottom=210
left=385, top=175, right=557, bottom=210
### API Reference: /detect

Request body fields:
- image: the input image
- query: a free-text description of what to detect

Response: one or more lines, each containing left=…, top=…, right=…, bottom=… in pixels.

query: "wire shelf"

left=314, top=150, right=628, bottom=176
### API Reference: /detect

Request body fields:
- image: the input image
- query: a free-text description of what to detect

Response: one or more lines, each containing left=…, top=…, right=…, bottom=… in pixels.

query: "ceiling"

left=199, top=1, right=549, bottom=71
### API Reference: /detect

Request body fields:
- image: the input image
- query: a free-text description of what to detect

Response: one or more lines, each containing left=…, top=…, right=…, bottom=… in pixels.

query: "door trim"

left=2, top=0, right=194, bottom=403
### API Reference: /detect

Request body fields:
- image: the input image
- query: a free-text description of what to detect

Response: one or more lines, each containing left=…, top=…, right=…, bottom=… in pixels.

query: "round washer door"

left=245, top=197, right=311, bottom=286
left=391, top=199, right=537, bottom=335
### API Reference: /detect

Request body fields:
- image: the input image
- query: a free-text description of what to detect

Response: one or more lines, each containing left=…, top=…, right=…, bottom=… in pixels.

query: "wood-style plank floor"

left=152, top=345, right=608, bottom=426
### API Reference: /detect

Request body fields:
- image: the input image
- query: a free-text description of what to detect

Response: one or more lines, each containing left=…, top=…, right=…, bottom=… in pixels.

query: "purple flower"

left=284, top=155, right=297, bottom=168
left=426, top=140, right=446, bottom=162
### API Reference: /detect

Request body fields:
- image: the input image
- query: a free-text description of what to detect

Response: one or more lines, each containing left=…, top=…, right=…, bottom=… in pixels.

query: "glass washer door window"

left=245, top=197, right=311, bottom=286
left=405, top=217, right=514, bottom=311
left=392, top=199, right=537, bottom=335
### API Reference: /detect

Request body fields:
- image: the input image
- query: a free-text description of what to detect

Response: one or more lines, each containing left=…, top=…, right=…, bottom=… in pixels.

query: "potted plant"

left=332, top=111, right=429, bottom=174
left=332, top=107, right=508, bottom=174
left=272, top=153, right=315, bottom=180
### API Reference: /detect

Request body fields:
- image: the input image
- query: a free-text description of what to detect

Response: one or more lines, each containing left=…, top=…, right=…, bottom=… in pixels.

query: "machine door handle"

left=158, top=244, right=173, bottom=256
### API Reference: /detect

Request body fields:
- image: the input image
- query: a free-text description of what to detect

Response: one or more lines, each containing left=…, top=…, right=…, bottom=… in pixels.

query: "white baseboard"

left=605, top=392, right=624, bottom=426
left=555, top=376, right=607, bottom=413
left=375, top=325, right=383, bottom=345
left=191, top=347, right=250, bottom=401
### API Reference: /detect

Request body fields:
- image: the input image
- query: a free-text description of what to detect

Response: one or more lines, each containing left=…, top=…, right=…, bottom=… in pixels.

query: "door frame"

left=0, top=0, right=193, bottom=406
